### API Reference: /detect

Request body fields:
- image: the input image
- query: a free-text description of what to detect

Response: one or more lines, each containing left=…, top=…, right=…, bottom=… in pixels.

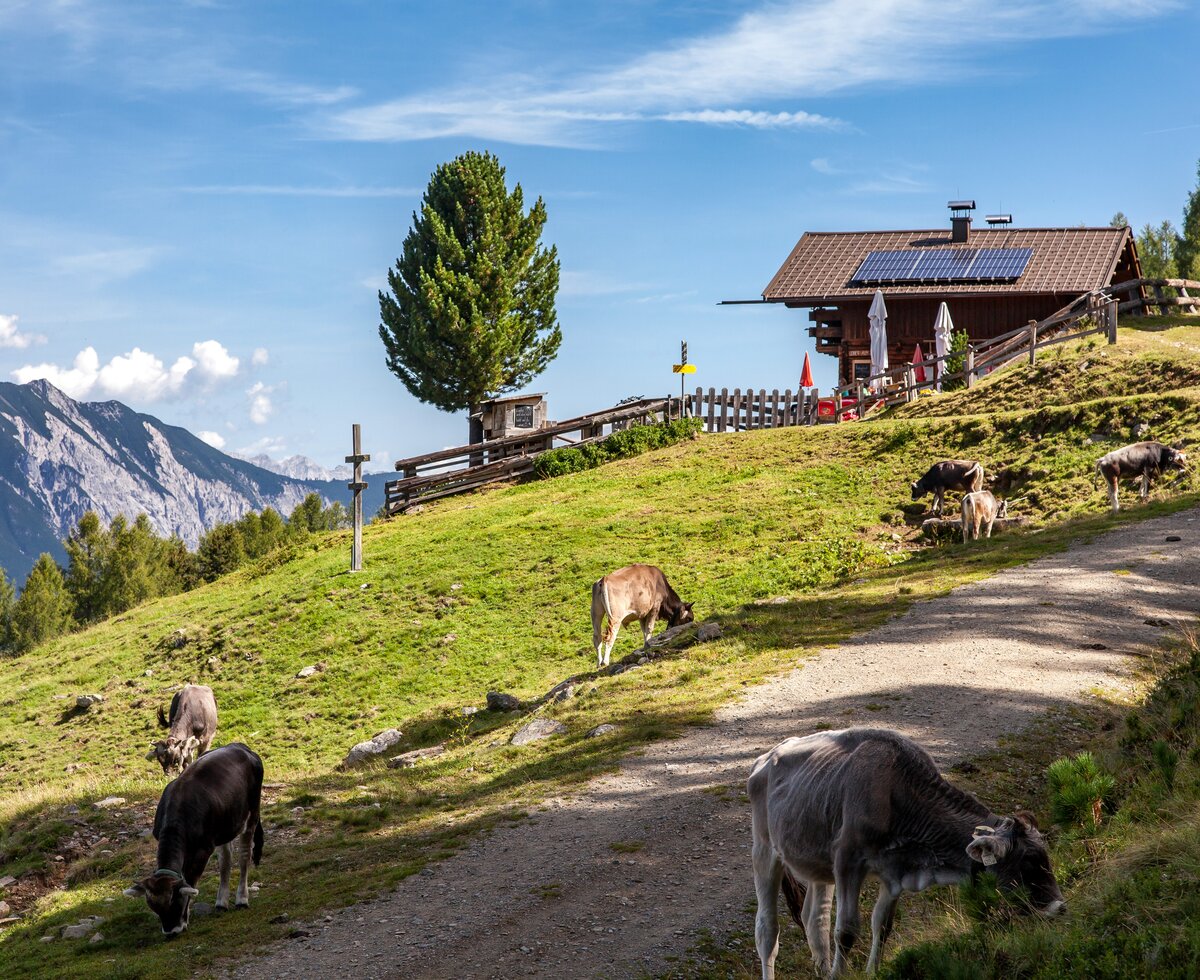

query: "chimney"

left=948, top=199, right=975, bottom=243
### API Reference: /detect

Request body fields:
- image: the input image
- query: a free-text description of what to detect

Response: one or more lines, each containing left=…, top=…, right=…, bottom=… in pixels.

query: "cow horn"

left=973, top=825, right=995, bottom=836
left=179, top=886, right=199, bottom=896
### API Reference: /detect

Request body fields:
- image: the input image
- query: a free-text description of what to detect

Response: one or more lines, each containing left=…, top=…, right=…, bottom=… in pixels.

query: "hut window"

left=514, top=404, right=534, bottom=428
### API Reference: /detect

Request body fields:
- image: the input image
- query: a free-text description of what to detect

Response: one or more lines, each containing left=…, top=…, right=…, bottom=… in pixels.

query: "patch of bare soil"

left=225, top=510, right=1200, bottom=979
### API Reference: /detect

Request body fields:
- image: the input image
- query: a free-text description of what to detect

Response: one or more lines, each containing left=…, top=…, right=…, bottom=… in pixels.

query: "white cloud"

left=0, top=313, right=46, bottom=349
left=192, top=339, right=239, bottom=381
left=810, top=157, right=841, bottom=175
left=11, top=339, right=245, bottom=403
left=196, top=430, right=226, bottom=449
left=12, top=347, right=101, bottom=399
left=318, top=0, right=1177, bottom=146
left=237, top=434, right=288, bottom=457
left=251, top=347, right=269, bottom=367
left=247, top=381, right=274, bottom=425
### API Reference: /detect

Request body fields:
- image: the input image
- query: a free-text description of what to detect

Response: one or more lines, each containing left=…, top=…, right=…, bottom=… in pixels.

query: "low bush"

left=533, top=417, right=702, bottom=479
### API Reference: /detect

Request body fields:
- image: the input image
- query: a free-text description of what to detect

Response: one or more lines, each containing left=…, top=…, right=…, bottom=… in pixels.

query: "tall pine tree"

left=1176, top=158, right=1200, bottom=280
left=11, top=553, right=73, bottom=653
left=378, top=151, right=561, bottom=443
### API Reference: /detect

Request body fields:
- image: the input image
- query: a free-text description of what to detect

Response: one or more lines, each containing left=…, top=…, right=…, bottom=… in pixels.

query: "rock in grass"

left=486, top=691, right=521, bottom=712
left=544, top=680, right=576, bottom=703
left=89, top=932, right=104, bottom=944
left=0, top=900, right=9, bottom=916
left=343, top=729, right=405, bottom=768
left=0, top=875, right=15, bottom=890
left=586, top=724, right=617, bottom=739
left=75, top=694, right=104, bottom=710
left=696, top=622, right=723, bottom=643
left=295, top=665, right=318, bottom=678
left=387, top=744, right=446, bottom=769
left=511, top=718, right=567, bottom=746
left=92, top=796, right=126, bottom=810
left=61, top=923, right=92, bottom=939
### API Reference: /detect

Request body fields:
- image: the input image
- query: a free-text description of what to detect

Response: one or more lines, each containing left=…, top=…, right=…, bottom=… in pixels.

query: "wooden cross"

left=346, top=423, right=371, bottom=572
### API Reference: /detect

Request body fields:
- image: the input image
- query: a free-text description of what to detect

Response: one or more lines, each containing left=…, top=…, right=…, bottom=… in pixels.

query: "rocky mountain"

left=0, top=379, right=386, bottom=583
left=239, top=453, right=354, bottom=482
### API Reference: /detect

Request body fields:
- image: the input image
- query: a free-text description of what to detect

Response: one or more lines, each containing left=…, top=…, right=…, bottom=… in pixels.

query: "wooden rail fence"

left=384, top=398, right=678, bottom=514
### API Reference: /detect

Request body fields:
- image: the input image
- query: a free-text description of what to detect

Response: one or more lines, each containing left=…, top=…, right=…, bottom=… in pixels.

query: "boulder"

left=0, top=875, right=16, bottom=890
left=0, top=900, right=10, bottom=916
left=544, top=680, right=576, bottom=703
left=486, top=691, right=521, bottom=712
left=343, top=729, right=405, bottom=768
left=61, top=923, right=92, bottom=939
left=75, top=694, right=104, bottom=710
left=387, top=744, right=446, bottom=769
left=89, top=932, right=104, bottom=944
left=586, top=724, right=618, bottom=739
left=696, top=622, right=724, bottom=643
left=511, top=718, right=567, bottom=746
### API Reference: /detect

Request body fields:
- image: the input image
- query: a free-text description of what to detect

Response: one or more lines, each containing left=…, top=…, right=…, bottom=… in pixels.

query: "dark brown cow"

left=591, top=564, right=694, bottom=668
left=911, top=460, right=984, bottom=516
left=749, top=729, right=1064, bottom=978
left=1095, top=441, right=1187, bottom=512
left=146, top=684, right=218, bottom=776
left=124, top=743, right=264, bottom=936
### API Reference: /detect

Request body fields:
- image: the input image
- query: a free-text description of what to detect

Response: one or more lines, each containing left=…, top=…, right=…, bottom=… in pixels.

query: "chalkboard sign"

left=514, top=404, right=534, bottom=428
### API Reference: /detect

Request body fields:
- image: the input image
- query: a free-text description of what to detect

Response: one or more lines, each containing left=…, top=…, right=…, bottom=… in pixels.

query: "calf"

left=124, top=743, right=264, bottom=936
left=961, top=490, right=1008, bottom=542
left=146, top=684, right=218, bottom=776
left=749, top=729, right=1063, bottom=979
left=591, top=563, right=694, bottom=668
left=911, top=460, right=984, bottom=516
left=1095, top=440, right=1187, bottom=513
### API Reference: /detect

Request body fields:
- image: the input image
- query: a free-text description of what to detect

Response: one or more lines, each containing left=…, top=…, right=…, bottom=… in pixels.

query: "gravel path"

left=228, top=509, right=1200, bottom=979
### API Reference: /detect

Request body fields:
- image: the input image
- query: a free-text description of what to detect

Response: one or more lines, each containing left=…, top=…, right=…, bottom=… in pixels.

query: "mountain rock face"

left=0, top=380, right=385, bottom=582
left=239, top=453, right=354, bottom=482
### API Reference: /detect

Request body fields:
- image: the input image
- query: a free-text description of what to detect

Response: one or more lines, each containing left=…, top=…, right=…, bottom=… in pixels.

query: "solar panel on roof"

left=849, top=246, right=1032, bottom=284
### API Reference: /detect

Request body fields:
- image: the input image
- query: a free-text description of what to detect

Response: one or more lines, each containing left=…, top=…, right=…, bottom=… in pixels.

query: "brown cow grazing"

left=749, top=729, right=1064, bottom=979
left=1095, top=441, right=1187, bottom=513
left=146, top=684, right=218, bottom=776
left=961, top=490, right=1008, bottom=542
left=591, top=564, right=694, bottom=668
left=911, top=460, right=984, bottom=516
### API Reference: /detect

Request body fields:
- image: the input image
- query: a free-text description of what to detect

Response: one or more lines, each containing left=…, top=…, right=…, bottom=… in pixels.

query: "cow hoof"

left=215, top=902, right=229, bottom=912
left=235, top=902, right=249, bottom=910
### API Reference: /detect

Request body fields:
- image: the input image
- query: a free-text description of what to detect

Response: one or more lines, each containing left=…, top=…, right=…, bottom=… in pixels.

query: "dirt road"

left=227, top=510, right=1200, bottom=979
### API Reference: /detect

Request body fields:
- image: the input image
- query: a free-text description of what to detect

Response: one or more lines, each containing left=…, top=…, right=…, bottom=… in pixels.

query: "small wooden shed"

left=475, top=393, right=548, bottom=442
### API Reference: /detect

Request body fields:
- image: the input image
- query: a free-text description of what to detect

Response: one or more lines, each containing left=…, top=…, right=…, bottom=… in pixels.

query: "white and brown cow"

left=591, top=563, right=694, bottom=668
left=1095, top=441, right=1187, bottom=512
left=749, top=729, right=1064, bottom=979
left=911, top=460, right=984, bottom=516
left=960, top=490, right=1008, bottom=542
left=146, top=684, right=218, bottom=776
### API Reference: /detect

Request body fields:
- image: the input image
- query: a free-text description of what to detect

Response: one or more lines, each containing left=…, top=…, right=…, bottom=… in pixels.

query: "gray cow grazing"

left=146, top=684, right=218, bottom=776
left=748, top=729, right=1064, bottom=979
left=911, top=460, right=984, bottom=516
left=591, top=564, right=694, bottom=668
left=1095, top=440, right=1187, bottom=512
left=961, top=490, right=1008, bottom=542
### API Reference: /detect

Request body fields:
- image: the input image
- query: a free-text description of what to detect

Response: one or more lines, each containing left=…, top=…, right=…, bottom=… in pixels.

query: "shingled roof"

left=763, top=226, right=1132, bottom=303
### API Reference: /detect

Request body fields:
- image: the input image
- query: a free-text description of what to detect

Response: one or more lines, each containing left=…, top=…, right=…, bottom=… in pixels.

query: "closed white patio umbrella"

left=933, top=302, right=954, bottom=390
left=868, top=289, right=889, bottom=389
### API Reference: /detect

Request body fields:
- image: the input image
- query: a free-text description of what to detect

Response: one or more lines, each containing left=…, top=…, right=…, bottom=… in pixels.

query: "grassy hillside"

left=1, top=320, right=1198, bottom=977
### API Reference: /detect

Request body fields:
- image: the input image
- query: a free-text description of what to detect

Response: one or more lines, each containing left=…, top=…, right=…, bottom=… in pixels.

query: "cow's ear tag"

left=981, top=852, right=997, bottom=866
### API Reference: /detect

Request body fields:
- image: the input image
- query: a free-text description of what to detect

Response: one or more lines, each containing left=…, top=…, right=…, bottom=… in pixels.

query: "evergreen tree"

left=0, top=566, right=14, bottom=653
left=1137, top=221, right=1179, bottom=281
left=1176, top=159, right=1200, bottom=280
left=258, top=508, right=287, bottom=551
left=64, top=511, right=110, bottom=624
left=197, top=524, right=245, bottom=582
left=11, top=554, right=73, bottom=653
left=378, top=151, right=561, bottom=442
left=1110, top=211, right=1129, bottom=228
left=289, top=492, right=327, bottom=533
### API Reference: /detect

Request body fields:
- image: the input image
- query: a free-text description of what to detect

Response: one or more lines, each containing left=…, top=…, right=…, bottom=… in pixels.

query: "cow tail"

left=157, top=704, right=169, bottom=728
left=1092, top=460, right=1101, bottom=489
left=252, top=820, right=264, bottom=866
left=780, top=868, right=806, bottom=926
left=968, top=461, right=984, bottom=492
left=600, top=579, right=612, bottom=622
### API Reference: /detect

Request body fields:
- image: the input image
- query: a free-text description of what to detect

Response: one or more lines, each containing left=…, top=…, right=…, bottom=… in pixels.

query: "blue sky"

left=0, top=0, right=1197, bottom=469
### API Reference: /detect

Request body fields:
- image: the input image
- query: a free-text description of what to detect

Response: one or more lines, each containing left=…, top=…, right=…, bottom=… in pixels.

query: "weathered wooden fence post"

left=1027, top=320, right=1038, bottom=365
left=1106, top=299, right=1118, bottom=344
left=966, top=348, right=975, bottom=388
left=346, top=423, right=371, bottom=573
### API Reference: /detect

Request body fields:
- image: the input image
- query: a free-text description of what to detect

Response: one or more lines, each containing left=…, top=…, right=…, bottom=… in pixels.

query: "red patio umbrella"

left=800, top=351, right=814, bottom=388
left=911, top=343, right=927, bottom=384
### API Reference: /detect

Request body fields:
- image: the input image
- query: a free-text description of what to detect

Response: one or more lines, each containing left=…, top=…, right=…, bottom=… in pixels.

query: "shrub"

left=942, top=329, right=971, bottom=392
left=1047, top=751, right=1115, bottom=832
left=1153, top=739, right=1180, bottom=792
left=533, top=417, right=701, bottom=479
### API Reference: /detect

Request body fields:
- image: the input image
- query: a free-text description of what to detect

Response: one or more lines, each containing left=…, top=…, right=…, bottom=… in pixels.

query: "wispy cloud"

left=558, top=270, right=649, bottom=299
left=180, top=184, right=419, bottom=198
left=318, top=0, right=1177, bottom=147
left=51, top=246, right=163, bottom=285
left=196, top=429, right=226, bottom=449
